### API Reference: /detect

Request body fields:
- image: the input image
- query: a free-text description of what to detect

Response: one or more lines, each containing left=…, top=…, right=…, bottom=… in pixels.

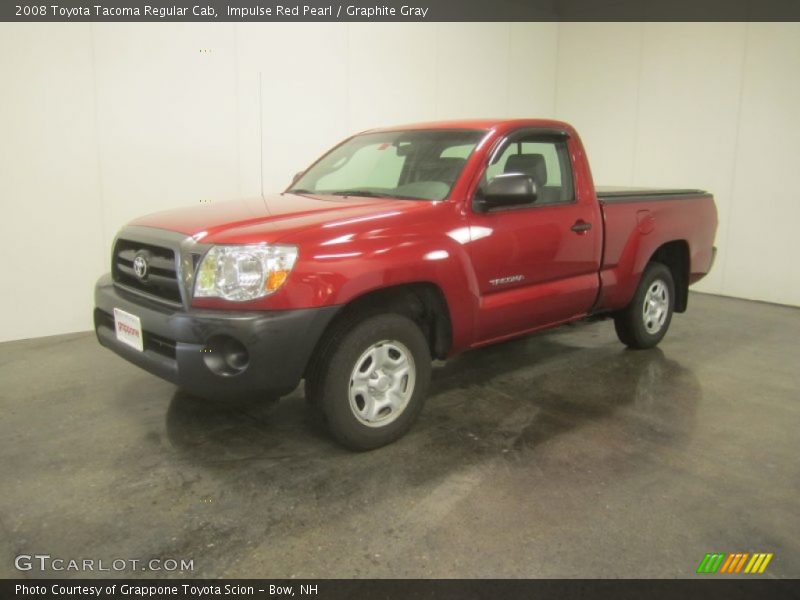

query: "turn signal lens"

left=266, top=270, right=289, bottom=292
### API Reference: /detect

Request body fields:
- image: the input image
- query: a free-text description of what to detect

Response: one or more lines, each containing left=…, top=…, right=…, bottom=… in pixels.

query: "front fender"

left=292, top=233, right=480, bottom=352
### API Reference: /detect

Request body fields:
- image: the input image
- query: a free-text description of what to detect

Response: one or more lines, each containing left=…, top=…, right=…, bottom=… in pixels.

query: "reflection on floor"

left=0, top=293, right=797, bottom=578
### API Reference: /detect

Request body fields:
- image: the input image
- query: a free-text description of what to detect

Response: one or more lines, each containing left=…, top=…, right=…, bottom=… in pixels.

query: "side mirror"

left=475, top=173, right=538, bottom=212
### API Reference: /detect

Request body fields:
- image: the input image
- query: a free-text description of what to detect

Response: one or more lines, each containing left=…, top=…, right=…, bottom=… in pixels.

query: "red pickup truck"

left=94, top=119, right=717, bottom=450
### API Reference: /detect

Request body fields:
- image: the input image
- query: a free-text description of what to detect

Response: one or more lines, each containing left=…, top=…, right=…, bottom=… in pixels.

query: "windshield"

left=289, top=129, right=485, bottom=201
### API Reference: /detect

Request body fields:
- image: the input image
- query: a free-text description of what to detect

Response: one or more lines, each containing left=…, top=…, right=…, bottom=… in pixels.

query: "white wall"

left=725, top=24, right=800, bottom=305
left=0, top=22, right=558, bottom=342
left=554, top=22, right=800, bottom=307
left=0, top=24, right=105, bottom=341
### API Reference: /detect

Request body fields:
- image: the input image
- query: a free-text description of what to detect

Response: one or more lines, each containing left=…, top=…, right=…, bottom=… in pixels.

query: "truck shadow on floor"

left=162, top=324, right=701, bottom=470
left=430, top=337, right=701, bottom=452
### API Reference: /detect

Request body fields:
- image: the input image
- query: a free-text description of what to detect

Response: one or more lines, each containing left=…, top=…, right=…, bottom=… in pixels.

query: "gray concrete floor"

left=1, top=293, right=798, bottom=579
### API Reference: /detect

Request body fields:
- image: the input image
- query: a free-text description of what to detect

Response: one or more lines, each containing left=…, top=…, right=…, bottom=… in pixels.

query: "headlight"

left=194, top=244, right=298, bottom=301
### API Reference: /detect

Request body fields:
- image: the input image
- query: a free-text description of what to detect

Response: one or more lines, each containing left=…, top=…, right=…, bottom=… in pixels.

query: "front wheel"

left=614, top=262, right=675, bottom=350
left=305, top=313, right=431, bottom=451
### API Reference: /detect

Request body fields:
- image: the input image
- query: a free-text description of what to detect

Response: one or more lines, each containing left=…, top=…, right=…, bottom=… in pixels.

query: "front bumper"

left=94, top=274, right=339, bottom=399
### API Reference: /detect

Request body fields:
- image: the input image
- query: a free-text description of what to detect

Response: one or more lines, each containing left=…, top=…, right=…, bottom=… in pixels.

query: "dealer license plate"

left=113, top=307, right=144, bottom=352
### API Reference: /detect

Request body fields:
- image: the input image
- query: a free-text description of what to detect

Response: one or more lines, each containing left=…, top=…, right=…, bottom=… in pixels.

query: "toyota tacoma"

left=94, top=119, right=718, bottom=450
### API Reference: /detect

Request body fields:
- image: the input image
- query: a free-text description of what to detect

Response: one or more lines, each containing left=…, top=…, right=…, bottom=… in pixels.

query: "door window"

left=482, top=137, right=575, bottom=205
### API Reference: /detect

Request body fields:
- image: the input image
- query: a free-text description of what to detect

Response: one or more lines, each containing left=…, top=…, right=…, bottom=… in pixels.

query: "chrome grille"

left=112, top=239, right=182, bottom=304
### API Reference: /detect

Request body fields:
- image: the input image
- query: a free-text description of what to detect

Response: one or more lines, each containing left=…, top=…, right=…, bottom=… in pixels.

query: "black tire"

left=614, top=261, right=675, bottom=350
left=305, top=313, right=431, bottom=451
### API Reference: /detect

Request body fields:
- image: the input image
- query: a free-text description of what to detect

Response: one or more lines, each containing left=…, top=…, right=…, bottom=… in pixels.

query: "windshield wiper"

left=287, top=188, right=315, bottom=195
left=388, top=194, right=428, bottom=201
left=330, top=190, right=383, bottom=197
left=330, top=190, right=426, bottom=201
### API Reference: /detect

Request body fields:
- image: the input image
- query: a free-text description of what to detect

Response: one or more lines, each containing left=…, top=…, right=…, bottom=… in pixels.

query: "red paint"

left=129, top=119, right=718, bottom=356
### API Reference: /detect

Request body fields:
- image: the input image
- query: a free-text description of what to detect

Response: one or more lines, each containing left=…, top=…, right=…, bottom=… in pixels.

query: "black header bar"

left=3, top=0, right=800, bottom=22
left=4, top=579, right=800, bottom=600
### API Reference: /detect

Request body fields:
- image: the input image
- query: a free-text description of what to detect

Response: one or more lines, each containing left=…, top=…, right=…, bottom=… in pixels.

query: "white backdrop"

left=0, top=22, right=797, bottom=342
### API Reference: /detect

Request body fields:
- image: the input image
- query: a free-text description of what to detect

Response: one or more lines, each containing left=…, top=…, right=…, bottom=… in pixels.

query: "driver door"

left=467, top=133, right=602, bottom=343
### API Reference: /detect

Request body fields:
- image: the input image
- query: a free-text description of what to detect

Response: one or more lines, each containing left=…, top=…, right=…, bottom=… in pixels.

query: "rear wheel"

left=305, top=313, right=431, bottom=450
left=614, top=262, right=675, bottom=350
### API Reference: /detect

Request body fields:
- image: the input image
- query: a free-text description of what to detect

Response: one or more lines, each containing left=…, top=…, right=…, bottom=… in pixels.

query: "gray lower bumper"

left=94, top=274, right=339, bottom=399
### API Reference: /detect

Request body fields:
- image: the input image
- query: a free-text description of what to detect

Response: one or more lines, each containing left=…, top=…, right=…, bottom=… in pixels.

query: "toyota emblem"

left=133, top=255, right=148, bottom=280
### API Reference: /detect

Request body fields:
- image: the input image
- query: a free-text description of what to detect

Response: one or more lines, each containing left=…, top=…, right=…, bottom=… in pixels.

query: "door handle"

left=571, top=220, right=592, bottom=233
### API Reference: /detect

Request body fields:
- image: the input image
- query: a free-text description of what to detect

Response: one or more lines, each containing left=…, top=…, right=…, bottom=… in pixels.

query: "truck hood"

left=129, top=193, right=428, bottom=244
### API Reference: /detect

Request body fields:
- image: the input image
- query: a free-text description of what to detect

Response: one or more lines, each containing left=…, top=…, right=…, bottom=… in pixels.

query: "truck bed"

left=594, top=186, right=717, bottom=313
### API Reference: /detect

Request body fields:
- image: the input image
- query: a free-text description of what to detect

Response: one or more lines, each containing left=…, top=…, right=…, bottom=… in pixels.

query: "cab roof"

left=363, top=118, right=573, bottom=134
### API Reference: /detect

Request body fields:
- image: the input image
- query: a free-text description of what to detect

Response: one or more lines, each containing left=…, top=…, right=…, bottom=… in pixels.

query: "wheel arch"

left=305, top=282, right=453, bottom=377
left=649, top=240, right=690, bottom=313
